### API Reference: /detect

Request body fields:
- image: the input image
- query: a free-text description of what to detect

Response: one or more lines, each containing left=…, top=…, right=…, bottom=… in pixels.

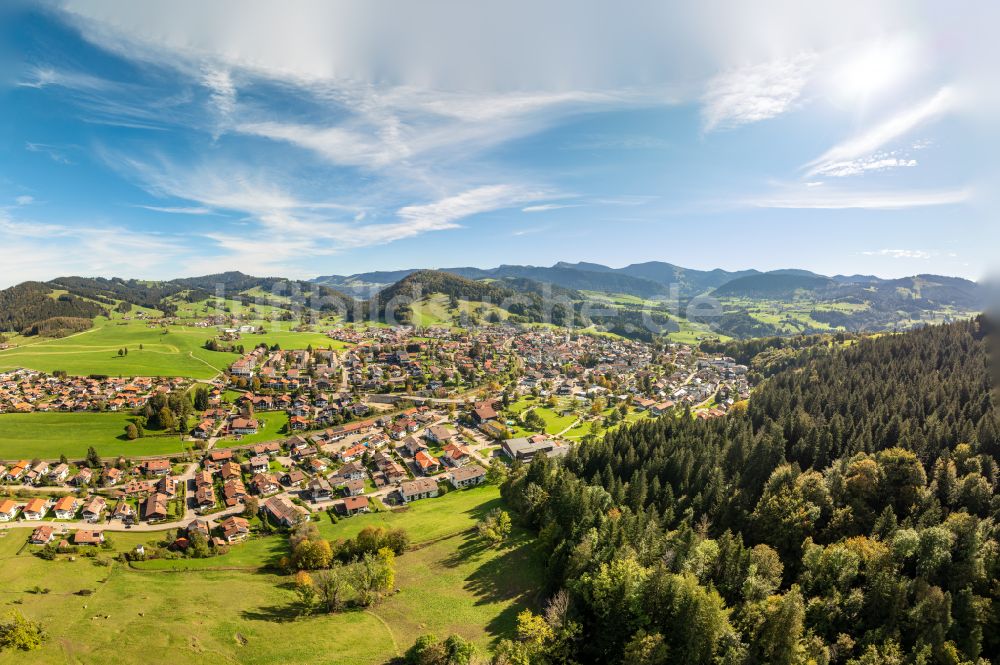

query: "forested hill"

left=500, top=317, right=999, bottom=665
left=0, top=281, right=107, bottom=335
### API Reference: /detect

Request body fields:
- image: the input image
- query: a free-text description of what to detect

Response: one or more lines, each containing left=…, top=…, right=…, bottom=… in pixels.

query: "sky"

left=0, top=0, right=996, bottom=287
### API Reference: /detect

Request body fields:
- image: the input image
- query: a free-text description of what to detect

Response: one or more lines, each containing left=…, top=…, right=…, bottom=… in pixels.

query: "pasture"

left=0, top=320, right=236, bottom=379
left=0, top=318, right=352, bottom=379
left=0, top=485, right=542, bottom=665
left=0, top=412, right=193, bottom=460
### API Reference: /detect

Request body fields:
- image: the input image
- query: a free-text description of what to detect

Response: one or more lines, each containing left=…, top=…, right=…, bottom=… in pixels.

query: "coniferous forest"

left=500, top=317, right=998, bottom=665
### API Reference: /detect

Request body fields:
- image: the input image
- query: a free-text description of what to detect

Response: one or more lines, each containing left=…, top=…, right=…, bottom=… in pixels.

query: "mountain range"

left=313, top=260, right=985, bottom=305
left=0, top=261, right=986, bottom=342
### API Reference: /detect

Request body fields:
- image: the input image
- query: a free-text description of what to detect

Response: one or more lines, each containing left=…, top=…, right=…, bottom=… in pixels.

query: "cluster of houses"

left=0, top=493, right=109, bottom=524
left=0, top=369, right=184, bottom=414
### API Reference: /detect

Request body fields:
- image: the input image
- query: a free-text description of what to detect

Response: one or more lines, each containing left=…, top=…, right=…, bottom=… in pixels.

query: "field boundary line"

left=365, top=610, right=401, bottom=657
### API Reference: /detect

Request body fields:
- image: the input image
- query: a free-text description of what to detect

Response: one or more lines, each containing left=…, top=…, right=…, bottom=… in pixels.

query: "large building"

left=500, top=436, right=568, bottom=462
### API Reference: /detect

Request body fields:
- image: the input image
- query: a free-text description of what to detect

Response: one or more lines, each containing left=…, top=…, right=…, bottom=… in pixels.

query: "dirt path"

left=365, top=610, right=402, bottom=658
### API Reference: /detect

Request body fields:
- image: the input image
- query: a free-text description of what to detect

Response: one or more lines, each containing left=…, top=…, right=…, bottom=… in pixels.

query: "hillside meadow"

left=0, top=485, right=543, bottom=665
left=0, top=318, right=352, bottom=379
left=0, top=412, right=194, bottom=460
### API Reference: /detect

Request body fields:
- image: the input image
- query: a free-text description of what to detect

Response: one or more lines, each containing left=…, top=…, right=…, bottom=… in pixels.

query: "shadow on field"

left=439, top=528, right=543, bottom=640
left=240, top=603, right=302, bottom=623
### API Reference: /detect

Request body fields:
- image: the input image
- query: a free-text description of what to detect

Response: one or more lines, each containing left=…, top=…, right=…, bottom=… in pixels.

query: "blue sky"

left=0, top=0, right=996, bottom=287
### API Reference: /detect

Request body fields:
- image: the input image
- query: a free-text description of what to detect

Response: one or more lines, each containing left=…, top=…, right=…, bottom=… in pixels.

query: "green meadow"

left=0, top=318, right=352, bottom=379
left=0, top=412, right=194, bottom=460
left=0, top=320, right=237, bottom=379
left=0, top=485, right=542, bottom=665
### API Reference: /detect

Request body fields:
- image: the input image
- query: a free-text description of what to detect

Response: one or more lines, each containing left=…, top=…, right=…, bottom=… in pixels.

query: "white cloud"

left=15, top=195, right=34, bottom=206
left=813, top=153, right=918, bottom=177
left=750, top=186, right=972, bottom=209
left=386, top=185, right=545, bottom=240
left=239, top=120, right=408, bottom=169
left=135, top=205, right=217, bottom=215
left=522, top=203, right=580, bottom=213
left=25, top=142, right=75, bottom=164
left=202, top=67, right=235, bottom=115
left=701, top=53, right=817, bottom=131
left=17, top=66, right=115, bottom=92
left=805, top=87, right=956, bottom=176
left=862, top=249, right=932, bottom=259
left=0, top=211, right=186, bottom=285
left=101, top=150, right=543, bottom=268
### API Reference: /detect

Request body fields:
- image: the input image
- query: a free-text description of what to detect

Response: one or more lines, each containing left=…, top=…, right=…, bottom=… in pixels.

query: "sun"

left=830, top=38, right=913, bottom=106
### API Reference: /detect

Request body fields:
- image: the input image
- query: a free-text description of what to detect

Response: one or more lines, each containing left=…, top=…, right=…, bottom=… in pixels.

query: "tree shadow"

left=239, top=603, right=303, bottom=623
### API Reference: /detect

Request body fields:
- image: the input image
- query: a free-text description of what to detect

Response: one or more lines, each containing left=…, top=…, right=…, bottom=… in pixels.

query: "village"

left=0, top=369, right=188, bottom=414
left=0, top=323, right=750, bottom=557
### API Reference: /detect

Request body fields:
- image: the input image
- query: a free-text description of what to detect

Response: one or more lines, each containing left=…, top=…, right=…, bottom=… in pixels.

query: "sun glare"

left=830, top=39, right=913, bottom=106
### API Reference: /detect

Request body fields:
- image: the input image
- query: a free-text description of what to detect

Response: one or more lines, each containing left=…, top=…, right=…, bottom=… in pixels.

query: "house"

left=223, top=479, right=247, bottom=506
left=479, top=420, right=507, bottom=439
left=449, top=464, right=487, bottom=489
left=73, top=467, right=93, bottom=486
left=283, top=469, right=306, bottom=486
left=501, top=436, right=568, bottom=462
left=81, top=496, right=106, bottom=523
left=384, top=461, right=408, bottom=484
left=262, top=495, right=305, bottom=527
left=633, top=397, right=657, bottom=411
left=156, top=476, right=178, bottom=497
left=341, top=478, right=365, bottom=497
left=333, top=461, right=366, bottom=481
left=440, top=442, right=472, bottom=467
left=219, top=516, right=250, bottom=543
left=399, top=477, right=439, bottom=503
left=187, top=519, right=210, bottom=539
left=308, top=476, right=333, bottom=501
left=472, top=402, right=498, bottom=424
left=230, top=417, right=259, bottom=435
left=0, top=499, right=19, bottom=521
left=143, top=459, right=171, bottom=476
left=193, top=418, right=216, bottom=439
left=402, top=435, right=428, bottom=457
left=649, top=401, right=675, bottom=416
left=339, top=443, right=366, bottom=462
left=30, top=525, right=55, bottom=545
left=111, top=500, right=136, bottom=523
left=195, top=484, right=216, bottom=510
left=102, top=467, right=123, bottom=486
left=5, top=462, right=27, bottom=482
left=307, top=458, right=329, bottom=474
left=220, top=460, right=242, bottom=480
left=249, top=455, right=270, bottom=474
left=194, top=470, right=214, bottom=487
left=144, top=492, right=169, bottom=521
left=73, top=529, right=105, bottom=546
left=49, top=463, right=70, bottom=483
left=53, top=496, right=79, bottom=519
left=251, top=473, right=279, bottom=496
left=414, top=450, right=441, bottom=475
left=207, top=449, right=234, bottom=464
left=340, top=495, right=370, bottom=516
left=22, top=498, right=48, bottom=520
left=251, top=442, right=281, bottom=456
left=426, top=425, right=457, bottom=445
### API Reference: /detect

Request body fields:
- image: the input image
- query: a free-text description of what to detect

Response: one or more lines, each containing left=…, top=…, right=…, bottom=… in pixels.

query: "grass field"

left=0, top=318, right=352, bottom=379
left=0, top=485, right=541, bottom=664
left=0, top=319, right=237, bottom=379
left=0, top=412, right=194, bottom=460
left=223, top=411, right=291, bottom=446
left=409, top=294, right=510, bottom=328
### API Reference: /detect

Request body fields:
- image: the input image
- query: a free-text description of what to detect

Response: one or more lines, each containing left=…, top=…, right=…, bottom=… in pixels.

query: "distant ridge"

left=711, top=273, right=835, bottom=298
left=312, top=260, right=984, bottom=303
